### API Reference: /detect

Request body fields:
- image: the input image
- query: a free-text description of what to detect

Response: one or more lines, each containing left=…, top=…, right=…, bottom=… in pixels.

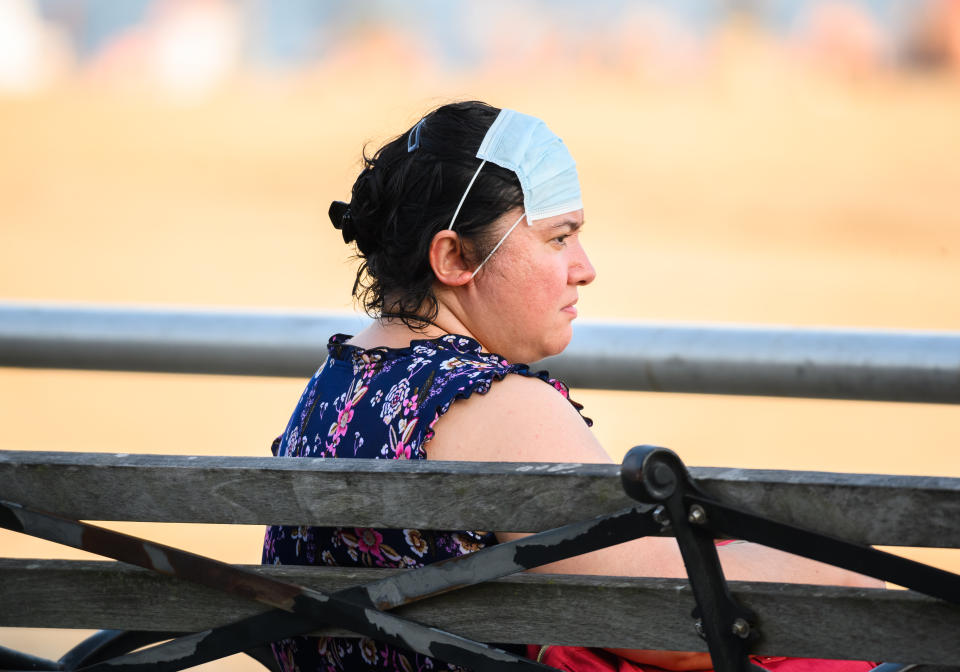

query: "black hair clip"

left=328, top=200, right=353, bottom=244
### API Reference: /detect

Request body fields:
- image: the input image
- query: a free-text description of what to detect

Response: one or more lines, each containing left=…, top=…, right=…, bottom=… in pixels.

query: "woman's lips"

left=562, top=303, right=578, bottom=317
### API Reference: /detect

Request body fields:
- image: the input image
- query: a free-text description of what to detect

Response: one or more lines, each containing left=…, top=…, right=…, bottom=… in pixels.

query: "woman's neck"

left=345, top=306, right=480, bottom=351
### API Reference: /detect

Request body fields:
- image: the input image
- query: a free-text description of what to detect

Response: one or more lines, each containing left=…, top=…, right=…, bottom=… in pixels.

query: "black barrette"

left=328, top=200, right=353, bottom=243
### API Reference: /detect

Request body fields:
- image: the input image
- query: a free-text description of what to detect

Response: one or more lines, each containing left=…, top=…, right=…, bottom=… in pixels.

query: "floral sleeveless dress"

left=262, top=333, right=589, bottom=672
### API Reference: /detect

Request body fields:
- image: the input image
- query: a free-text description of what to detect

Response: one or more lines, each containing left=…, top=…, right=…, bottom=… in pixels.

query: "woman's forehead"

left=531, top=209, right=585, bottom=230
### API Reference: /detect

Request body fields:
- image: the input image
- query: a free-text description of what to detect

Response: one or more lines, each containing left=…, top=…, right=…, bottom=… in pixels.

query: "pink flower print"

left=327, top=379, right=368, bottom=445
left=352, top=352, right=378, bottom=377
left=389, top=418, right=418, bottom=460
left=355, top=527, right=384, bottom=560
left=552, top=379, right=570, bottom=398
left=327, top=404, right=353, bottom=443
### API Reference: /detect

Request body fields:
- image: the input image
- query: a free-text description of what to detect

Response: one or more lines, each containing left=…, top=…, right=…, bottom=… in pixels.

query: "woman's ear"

left=429, top=230, right=474, bottom=287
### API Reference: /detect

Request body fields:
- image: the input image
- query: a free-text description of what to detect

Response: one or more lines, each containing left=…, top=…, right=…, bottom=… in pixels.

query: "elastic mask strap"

left=469, top=211, right=527, bottom=279
left=447, top=160, right=487, bottom=231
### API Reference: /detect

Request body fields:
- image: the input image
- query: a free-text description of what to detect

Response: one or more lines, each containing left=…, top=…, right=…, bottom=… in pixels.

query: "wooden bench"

left=2, top=448, right=959, bottom=671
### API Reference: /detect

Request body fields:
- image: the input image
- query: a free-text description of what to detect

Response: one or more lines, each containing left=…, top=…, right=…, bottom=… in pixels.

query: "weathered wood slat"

left=2, top=560, right=958, bottom=665
left=2, top=451, right=959, bottom=546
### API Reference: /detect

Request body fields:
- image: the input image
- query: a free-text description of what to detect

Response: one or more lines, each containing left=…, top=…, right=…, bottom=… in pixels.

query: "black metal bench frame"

left=2, top=446, right=959, bottom=672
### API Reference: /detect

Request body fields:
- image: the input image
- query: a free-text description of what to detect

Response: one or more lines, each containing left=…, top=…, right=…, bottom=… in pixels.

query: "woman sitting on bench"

left=262, top=100, right=881, bottom=672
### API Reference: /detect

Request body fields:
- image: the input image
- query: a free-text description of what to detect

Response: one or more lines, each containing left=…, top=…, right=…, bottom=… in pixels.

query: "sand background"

left=1, top=26, right=959, bottom=670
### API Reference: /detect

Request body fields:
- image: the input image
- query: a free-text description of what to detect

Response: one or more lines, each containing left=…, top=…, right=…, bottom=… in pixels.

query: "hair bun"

left=328, top=200, right=354, bottom=244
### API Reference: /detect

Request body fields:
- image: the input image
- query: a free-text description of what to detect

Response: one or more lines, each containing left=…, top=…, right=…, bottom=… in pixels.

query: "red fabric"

left=526, top=646, right=877, bottom=672
left=754, top=658, right=876, bottom=672
left=527, top=646, right=643, bottom=671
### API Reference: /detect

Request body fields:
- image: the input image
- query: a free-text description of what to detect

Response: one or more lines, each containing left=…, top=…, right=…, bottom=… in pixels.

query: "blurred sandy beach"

left=1, top=2, right=959, bottom=668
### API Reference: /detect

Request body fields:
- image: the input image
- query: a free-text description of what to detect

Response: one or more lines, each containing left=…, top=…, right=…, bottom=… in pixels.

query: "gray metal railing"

left=1, top=301, right=958, bottom=404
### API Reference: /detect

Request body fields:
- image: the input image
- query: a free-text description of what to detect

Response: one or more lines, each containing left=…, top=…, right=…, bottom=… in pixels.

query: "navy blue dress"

left=262, top=333, right=589, bottom=671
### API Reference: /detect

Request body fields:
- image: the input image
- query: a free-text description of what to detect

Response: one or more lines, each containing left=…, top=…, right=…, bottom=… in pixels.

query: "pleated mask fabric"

left=476, top=108, right=582, bottom=222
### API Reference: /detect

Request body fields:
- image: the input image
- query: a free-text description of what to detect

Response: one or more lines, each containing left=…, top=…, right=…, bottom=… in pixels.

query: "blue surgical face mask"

left=478, top=109, right=582, bottom=221
left=444, top=109, right=583, bottom=277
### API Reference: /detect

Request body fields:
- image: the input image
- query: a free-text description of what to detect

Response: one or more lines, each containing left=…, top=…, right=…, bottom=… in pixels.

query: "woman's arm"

left=427, top=374, right=883, bottom=586
left=426, top=375, right=882, bottom=669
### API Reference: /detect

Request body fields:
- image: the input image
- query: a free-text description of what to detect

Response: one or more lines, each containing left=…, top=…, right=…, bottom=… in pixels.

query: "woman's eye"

left=551, top=235, right=569, bottom=247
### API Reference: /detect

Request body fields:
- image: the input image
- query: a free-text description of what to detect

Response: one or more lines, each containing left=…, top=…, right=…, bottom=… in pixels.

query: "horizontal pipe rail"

left=1, top=302, right=958, bottom=403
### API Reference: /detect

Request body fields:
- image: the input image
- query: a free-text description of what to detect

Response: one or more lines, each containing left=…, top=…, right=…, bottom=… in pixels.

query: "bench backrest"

left=2, top=450, right=960, bottom=665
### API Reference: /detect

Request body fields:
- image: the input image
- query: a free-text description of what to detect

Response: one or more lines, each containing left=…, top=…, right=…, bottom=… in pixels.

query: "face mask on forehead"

left=440, top=109, right=583, bottom=278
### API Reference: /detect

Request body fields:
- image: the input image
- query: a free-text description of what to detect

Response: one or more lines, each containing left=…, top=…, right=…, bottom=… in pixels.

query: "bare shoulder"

left=426, top=373, right=609, bottom=464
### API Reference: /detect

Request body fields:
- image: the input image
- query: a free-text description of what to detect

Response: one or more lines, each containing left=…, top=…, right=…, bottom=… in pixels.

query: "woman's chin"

left=534, top=328, right=573, bottom=362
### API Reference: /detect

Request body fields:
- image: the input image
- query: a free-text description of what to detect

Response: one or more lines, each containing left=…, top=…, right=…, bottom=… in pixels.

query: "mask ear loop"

left=469, top=211, right=527, bottom=279
left=447, top=160, right=487, bottom=230
left=446, top=158, right=527, bottom=278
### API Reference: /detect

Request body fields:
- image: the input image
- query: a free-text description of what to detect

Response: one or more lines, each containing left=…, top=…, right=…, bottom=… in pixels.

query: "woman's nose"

left=571, top=243, right=597, bottom=286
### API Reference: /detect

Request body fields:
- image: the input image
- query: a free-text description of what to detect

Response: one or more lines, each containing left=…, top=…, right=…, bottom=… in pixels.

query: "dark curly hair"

left=329, top=101, right=523, bottom=329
